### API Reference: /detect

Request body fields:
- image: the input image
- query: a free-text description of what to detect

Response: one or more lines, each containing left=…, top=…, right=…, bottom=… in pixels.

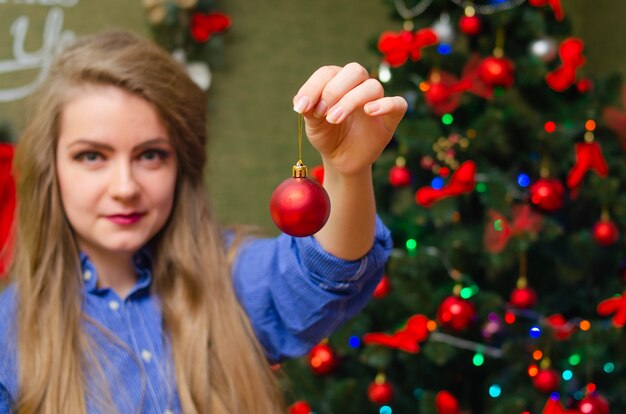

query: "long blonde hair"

left=12, top=30, right=284, bottom=413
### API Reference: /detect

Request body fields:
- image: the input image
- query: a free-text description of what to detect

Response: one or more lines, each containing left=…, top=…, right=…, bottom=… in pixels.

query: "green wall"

left=1, top=1, right=625, bottom=232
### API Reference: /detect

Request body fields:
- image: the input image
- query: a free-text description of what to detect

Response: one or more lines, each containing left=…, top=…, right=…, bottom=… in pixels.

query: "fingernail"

left=293, top=96, right=310, bottom=113
left=326, top=106, right=344, bottom=124
left=365, top=102, right=380, bottom=115
left=313, top=100, right=327, bottom=118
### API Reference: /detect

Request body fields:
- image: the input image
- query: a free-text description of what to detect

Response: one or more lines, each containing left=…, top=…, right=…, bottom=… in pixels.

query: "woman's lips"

left=106, top=213, right=145, bottom=225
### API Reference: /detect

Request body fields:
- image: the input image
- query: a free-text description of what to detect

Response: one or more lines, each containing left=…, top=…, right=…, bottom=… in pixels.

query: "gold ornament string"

left=298, top=113, right=304, bottom=164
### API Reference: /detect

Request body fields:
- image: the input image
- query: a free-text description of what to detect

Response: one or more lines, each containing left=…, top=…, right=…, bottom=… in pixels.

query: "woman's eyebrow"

left=66, top=137, right=170, bottom=150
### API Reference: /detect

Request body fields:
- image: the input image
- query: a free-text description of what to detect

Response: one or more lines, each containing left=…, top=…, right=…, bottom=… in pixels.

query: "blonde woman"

left=0, top=31, right=406, bottom=413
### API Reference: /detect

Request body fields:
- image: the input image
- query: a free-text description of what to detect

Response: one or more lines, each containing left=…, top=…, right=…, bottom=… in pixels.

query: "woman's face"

left=56, top=85, right=178, bottom=259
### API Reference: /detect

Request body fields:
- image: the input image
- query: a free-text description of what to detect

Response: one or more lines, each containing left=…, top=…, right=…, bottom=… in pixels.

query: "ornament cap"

left=292, top=160, right=308, bottom=178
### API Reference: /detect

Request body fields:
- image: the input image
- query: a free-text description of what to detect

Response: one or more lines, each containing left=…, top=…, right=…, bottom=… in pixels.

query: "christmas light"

left=586, top=383, right=596, bottom=393
left=562, top=370, right=573, bottom=381
left=419, top=81, right=429, bottom=92
left=574, top=390, right=584, bottom=400
left=476, top=182, right=487, bottom=193
left=473, top=352, right=485, bottom=366
left=568, top=354, right=581, bottom=366
left=529, top=326, right=541, bottom=338
left=528, top=364, right=539, bottom=377
left=533, top=350, right=543, bottom=360
left=517, top=173, right=530, bottom=187
left=431, top=177, right=444, bottom=189
left=544, top=121, right=557, bottom=133
left=413, top=388, right=424, bottom=400
left=380, top=406, right=393, bottom=414
left=488, top=384, right=501, bottom=398
left=348, top=336, right=361, bottom=348
left=504, top=312, right=516, bottom=324
left=406, top=239, right=417, bottom=251
left=494, top=219, right=504, bottom=231
left=579, top=320, right=591, bottom=331
left=441, top=114, right=454, bottom=125
left=460, top=287, right=473, bottom=299
left=585, top=119, right=596, bottom=131
left=437, top=44, right=453, bottom=55
left=603, top=362, right=615, bottom=373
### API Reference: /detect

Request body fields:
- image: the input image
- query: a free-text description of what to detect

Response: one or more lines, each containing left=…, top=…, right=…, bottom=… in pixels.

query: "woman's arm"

left=292, top=63, right=407, bottom=260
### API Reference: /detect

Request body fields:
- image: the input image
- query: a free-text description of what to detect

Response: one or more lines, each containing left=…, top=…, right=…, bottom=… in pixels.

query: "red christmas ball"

left=289, top=401, right=312, bottom=414
left=425, top=82, right=451, bottom=105
left=592, top=219, right=619, bottom=246
left=510, top=287, right=537, bottom=309
left=389, top=165, right=411, bottom=187
left=435, top=390, right=460, bottom=414
left=579, top=394, right=610, bottom=414
left=373, top=274, right=391, bottom=298
left=530, top=178, right=565, bottom=212
left=459, top=15, right=482, bottom=36
left=436, top=296, right=476, bottom=331
left=308, top=343, right=337, bottom=375
left=533, top=369, right=560, bottom=393
left=367, top=381, right=394, bottom=405
left=478, top=56, right=515, bottom=87
left=270, top=176, right=331, bottom=237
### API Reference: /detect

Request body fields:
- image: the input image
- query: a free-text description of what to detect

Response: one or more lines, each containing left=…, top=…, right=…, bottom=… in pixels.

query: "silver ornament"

left=529, top=37, right=558, bottom=62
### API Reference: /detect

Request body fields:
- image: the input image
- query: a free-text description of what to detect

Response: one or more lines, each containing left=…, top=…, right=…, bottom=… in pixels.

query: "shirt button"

left=83, top=270, right=92, bottom=281
left=108, top=300, right=120, bottom=311
left=141, top=349, right=152, bottom=362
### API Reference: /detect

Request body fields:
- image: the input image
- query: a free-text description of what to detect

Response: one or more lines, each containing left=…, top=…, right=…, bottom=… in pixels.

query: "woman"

left=0, top=31, right=406, bottom=413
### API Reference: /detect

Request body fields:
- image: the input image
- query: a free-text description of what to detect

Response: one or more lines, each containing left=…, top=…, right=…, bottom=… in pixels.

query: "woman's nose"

left=109, top=162, right=140, bottom=200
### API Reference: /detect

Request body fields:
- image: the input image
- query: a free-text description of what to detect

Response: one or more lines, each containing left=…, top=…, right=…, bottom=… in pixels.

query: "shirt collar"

left=79, top=247, right=153, bottom=296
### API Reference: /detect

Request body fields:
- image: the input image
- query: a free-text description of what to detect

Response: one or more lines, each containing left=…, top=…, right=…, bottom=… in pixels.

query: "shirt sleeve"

left=0, top=383, right=11, bottom=414
left=231, top=215, right=392, bottom=363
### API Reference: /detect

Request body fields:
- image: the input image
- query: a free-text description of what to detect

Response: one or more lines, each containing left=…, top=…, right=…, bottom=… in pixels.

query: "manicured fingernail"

left=313, top=100, right=327, bottom=118
left=364, top=102, right=380, bottom=115
left=326, top=106, right=344, bottom=124
left=293, top=96, right=310, bottom=113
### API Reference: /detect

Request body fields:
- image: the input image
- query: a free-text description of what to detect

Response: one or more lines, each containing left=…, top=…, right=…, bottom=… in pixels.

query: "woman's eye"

left=140, top=149, right=169, bottom=162
left=75, top=151, right=103, bottom=162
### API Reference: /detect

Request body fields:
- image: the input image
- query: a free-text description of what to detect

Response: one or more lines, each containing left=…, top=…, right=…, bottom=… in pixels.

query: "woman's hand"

left=292, top=63, right=406, bottom=260
left=292, top=62, right=407, bottom=177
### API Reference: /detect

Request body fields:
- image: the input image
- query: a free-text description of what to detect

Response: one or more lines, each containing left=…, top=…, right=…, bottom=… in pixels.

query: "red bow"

left=603, top=86, right=626, bottom=150
left=190, top=12, right=231, bottom=43
left=545, top=314, right=576, bottom=340
left=415, top=160, right=476, bottom=208
left=483, top=204, right=544, bottom=254
left=0, top=143, right=16, bottom=277
left=529, top=0, right=564, bottom=21
left=566, top=142, right=608, bottom=197
left=543, top=396, right=579, bottom=414
left=378, top=28, right=438, bottom=67
left=363, top=314, right=430, bottom=353
left=597, top=291, right=626, bottom=328
left=546, top=38, right=585, bottom=92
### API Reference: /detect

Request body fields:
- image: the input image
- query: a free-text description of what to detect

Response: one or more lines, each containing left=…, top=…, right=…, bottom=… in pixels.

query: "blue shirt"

left=0, top=217, right=392, bottom=413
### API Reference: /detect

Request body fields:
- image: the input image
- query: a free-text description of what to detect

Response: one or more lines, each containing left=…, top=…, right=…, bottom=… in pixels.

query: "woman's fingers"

left=293, top=65, right=341, bottom=114
left=365, top=96, right=408, bottom=131
left=323, top=78, right=384, bottom=124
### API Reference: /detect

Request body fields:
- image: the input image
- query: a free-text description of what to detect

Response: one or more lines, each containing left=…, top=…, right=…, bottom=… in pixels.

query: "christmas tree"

left=282, top=1, right=626, bottom=413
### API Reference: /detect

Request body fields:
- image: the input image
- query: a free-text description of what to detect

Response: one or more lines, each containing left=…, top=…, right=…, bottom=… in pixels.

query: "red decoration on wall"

left=363, top=314, right=430, bottom=353
left=566, top=142, right=608, bottom=197
left=190, top=12, right=231, bottom=43
left=484, top=204, right=544, bottom=253
left=597, top=291, right=626, bottom=327
left=528, top=0, right=564, bottom=21
left=0, top=143, right=16, bottom=278
left=378, top=28, right=438, bottom=67
left=546, top=38, right=585, bottom=92
left=435, top=390, right=461, bottom=414
left=415, top=160, right=476, bottom=207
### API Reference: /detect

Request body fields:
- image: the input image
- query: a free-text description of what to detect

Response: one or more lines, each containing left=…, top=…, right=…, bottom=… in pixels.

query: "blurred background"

left=0, top=0, right=625, bottom=231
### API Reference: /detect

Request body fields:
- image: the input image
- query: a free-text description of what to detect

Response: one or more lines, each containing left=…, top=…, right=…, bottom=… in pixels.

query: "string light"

left=579, top=320, right=591, bottom=331
left=529, top=326, right=541, bottom=338
left=473, top=352, right=485, bottom=366
left=427, top=320, right=438, bottom=331
left=585, top=119, right=596, bottom=131
left=603, top=362, right=615, bottom=373
left=504, top=312, right=516, bottom=324
left=517, top=173, right=530, bottom=187
left=476, top=182, right=487, bottom=193
left=568, top=354, right=581, bottom=366
left=419, top=81, right=429, bottom=92
left=532, top=350, right=543, bottom=360
left=380, top=406, right=393, bottom=414
left=406, top=239, right=418, bottom=251
left=437, top=44, right=453, bottom=55
left=488, top=384, right=501, bottom=398
left=562, top=370, right=573, bottom=381
left=441, top=114, right=454, bottom=125
left=431, top=177, right=445, bottom=189
left=528, top=364, right=539, bottom=377
left=586, top=383, right=596, bottom=393
left=348, top=336, right=361, bottom=348
left=494, top=219, right=505, bottom=231
left=544, top=121, right=557, bottom=133
left=413, top=388, right=424, bottom=400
